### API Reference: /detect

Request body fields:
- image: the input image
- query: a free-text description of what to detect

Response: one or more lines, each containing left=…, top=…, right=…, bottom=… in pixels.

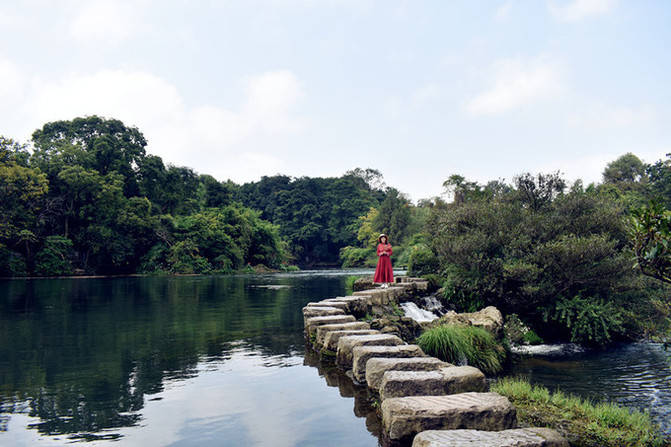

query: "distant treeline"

left=0, top=116, right=415, bottom=276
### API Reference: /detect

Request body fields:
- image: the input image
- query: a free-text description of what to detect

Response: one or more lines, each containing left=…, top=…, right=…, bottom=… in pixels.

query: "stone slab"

left=322, top=329, right=380, bottom=351
left=303, top=306, right=345, bottom=324
left=351, top=345, right=426, bottom=383
left=336, top=334, right=405, bottom=368
left=315, top=322, right=371, bottom=347
left=412, top=428, right=569, bottom=447
left=365, top=357, right=450, bottom=391
left=306, top=300, right=349, bottom=311
left=306, top=315, right=356, bottom=337
left=353, top=287, right=405, bottom=305
left=379, top=366, right=486, bottom=400
left=381, top=392, right=516, bottom=442
left=327, top=296, right=371, bottom=315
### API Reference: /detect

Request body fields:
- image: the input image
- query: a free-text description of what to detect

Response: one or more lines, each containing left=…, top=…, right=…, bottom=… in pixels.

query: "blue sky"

left=1, top=0, right=669, bottom=200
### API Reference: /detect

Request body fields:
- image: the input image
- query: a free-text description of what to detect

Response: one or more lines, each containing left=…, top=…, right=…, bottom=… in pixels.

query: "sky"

left=1, top=0, right=670, bottom=201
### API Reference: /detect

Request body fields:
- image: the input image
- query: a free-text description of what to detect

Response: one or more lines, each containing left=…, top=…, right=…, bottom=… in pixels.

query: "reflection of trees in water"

left=0, top=275, right=346, bottom=438
left=303, top=344, right=383, bottom=441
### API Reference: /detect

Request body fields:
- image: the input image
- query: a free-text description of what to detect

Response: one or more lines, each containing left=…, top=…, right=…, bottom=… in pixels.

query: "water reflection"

left=0, top=273, right=380, bottom=445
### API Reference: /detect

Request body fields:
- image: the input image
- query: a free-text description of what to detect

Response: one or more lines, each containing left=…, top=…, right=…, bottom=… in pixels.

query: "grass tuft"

left=417, top=324, right=505, bottom=374
left=492, top=377, right=668, bottom=447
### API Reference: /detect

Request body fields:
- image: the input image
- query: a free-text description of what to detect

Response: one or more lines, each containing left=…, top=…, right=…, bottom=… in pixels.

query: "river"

left=1, top=272, right=669, bottom=445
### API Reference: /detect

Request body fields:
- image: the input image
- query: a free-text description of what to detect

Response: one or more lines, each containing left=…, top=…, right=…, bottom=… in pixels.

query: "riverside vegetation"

left=492, top=378, right=667, bottom=447
left=2, top=116, right=671, bottom=348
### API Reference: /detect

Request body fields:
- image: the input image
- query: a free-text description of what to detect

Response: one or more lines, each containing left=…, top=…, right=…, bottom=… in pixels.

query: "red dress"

left=374, top=243, right=394, bottom=283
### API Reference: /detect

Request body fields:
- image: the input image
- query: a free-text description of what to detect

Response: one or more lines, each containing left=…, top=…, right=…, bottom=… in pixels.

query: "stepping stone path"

left=303, top=278, right=567, bottom=446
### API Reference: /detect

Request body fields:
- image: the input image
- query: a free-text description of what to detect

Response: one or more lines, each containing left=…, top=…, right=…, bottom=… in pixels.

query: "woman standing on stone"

left=374, top=234, right=394, bottom=288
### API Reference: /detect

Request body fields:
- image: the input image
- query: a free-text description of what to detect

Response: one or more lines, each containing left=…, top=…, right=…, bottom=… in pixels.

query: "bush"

left=545, top=295, right=625, bottom=345
left=492, top=378, right=666, bottom=447
left=407, top=244, right=439, bottom=276
left=0, top=246, right=27, bottom=276
left=34, top=236, right=74, bottom=276
left=417, top=324, right=506, bottom=374
left=340, top=246, right=375, bottom=268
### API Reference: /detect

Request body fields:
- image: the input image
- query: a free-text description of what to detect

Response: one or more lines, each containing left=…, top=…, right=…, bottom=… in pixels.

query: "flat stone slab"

left=351, top=345, right=426, bottom=383
left=379, top=366, right=486, bottom=400
left=353, top=287, right=405, bottom=305
left=306, top=300, right=349, bottom=311
left=303, top=306, right=345, bottom=323
left=322, top=329, right=380, bottom=351
left=306, top=315, right=356, bottom=337
left=336, top=334, right=405, bottom=368
left=332, top=293, right=371, bottom=316
left=366, top=357, right=451, bottom=391
left=315, top=322, right=371, bottom=347
left=381, top=393, right=516, bottom=442
left=412, top=428, right=569, bottom=447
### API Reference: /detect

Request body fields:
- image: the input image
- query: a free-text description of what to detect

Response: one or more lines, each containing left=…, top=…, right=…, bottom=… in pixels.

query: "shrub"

left=0, top=246, right=27, bottom=276
left=34, top=236, right=74, bottom=276
left=340, top=246, right=375, bottom=268
left=407, top=244, right=439, bottom=276
left=545, top=295, right=625, bottom=345
left=417, top=324, right=506, bottom=374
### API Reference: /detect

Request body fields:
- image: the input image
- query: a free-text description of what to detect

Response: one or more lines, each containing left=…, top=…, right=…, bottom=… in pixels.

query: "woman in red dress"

left=374, top=234, right=394, bottom=287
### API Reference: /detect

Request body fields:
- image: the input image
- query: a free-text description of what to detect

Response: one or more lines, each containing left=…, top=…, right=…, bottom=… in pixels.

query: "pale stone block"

left=412, top=428, right=569, bottom=447
left=381, top=393, right=516, bottom=442
left=302, top=306, right=345, bottom=324
left=351, top=345, right=426, bottom=383
left=322, top=329, right=379, bottom=352
left=305, top=315, right=355, bottom=337
left=336, top=334, right=405, bottom=368
left=365, top=357, right=450, bottom=391
left=315, top=322, right=371, bottom=347
left=379, top=366, right=486, bottom=400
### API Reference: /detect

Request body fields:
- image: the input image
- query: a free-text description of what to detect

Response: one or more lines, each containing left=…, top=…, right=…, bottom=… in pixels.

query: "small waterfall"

left=400, top=302, right=439, bottom=323
left=509, top=343, right=585, bottom=356
left=422, top=296, right=444, bottom=314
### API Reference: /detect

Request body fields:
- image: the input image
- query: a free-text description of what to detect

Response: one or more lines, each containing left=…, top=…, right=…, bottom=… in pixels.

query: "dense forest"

left=0, top=116, right=414, bottom=275
left=2, top=116, right=671, bottom=346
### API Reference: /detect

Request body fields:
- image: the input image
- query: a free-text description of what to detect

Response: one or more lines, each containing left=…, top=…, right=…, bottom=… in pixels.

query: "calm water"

left=2, top=273, right=670, bottom=446
left=0, top=271, right=382, bottom=446
left=507, top=343, right=671, bottom=436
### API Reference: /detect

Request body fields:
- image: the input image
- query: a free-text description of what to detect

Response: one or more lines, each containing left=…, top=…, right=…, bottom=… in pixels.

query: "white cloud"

left=17, top=67, right=304, bottom=182
left=466, top=57, right=565, bottom=116
left=495, top=1, right=513, bottom=21
left=69, top=0, right=144, bottom=44
left=548, top=0, right=616, bottom=22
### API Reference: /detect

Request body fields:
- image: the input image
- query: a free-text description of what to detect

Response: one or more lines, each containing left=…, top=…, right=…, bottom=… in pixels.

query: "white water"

left=400, top=302, right=439, bottom=323
left=509, top=343, right=585, bottom=356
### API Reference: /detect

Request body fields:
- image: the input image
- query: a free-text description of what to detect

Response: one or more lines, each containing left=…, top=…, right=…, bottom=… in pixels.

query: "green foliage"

left=545, top=295, right=625, bottom=345
left=629, top=201, right=671, bottom=284
left=504, top=314, right=544, bottom=345
left=0, top=117, right=289, bottom=277
left=34, top=236, right=74, bottom=276
left=417, top=324, right=505, bottom=374
left=428, top=172, right=660, bottom=344
left=238, top=174, right=381, bottom=266
left=0, top=245, right=27, bottom=277
left=340, top=246, right=376, bottom=268
left=492, top=378, right=666, bottom=447
left=344, top=275, right=363, bottom=295
left=407, top=243, right=439, bottom=276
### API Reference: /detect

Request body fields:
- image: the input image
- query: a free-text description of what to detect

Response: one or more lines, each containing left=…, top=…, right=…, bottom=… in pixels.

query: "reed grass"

left=492, top=377, right=668, bottom=447
left=417, top=324, right=505, bottom=374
